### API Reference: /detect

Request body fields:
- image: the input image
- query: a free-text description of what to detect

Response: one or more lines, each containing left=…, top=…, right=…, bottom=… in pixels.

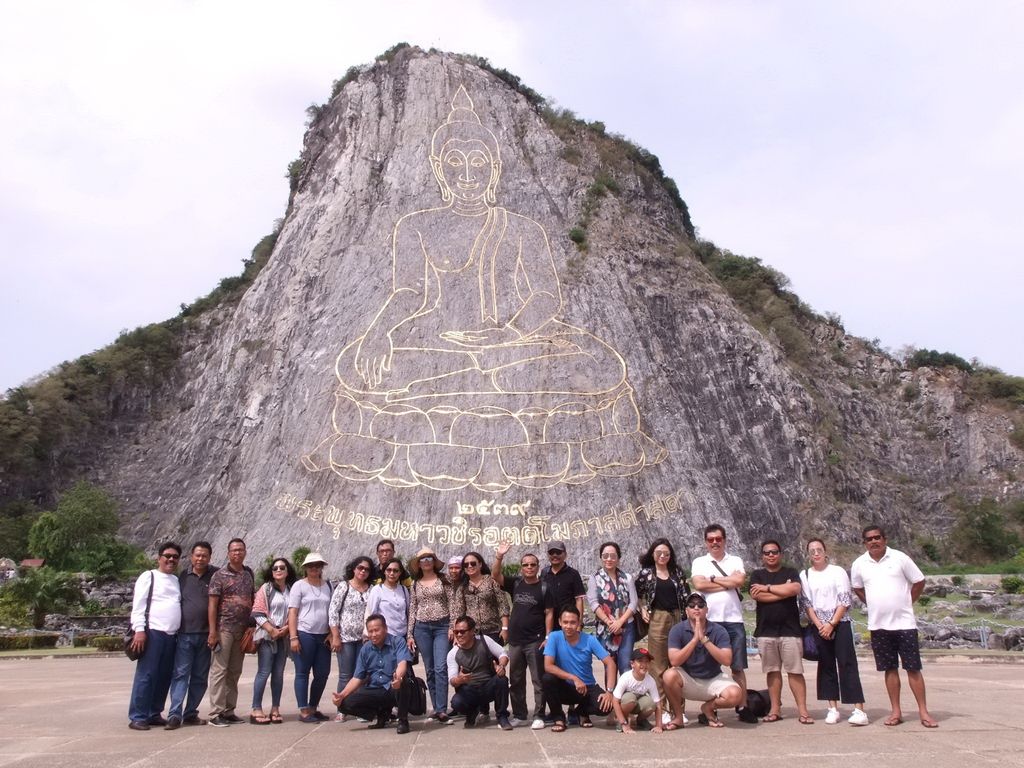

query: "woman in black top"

left=634, top=538, right=689, bottom=700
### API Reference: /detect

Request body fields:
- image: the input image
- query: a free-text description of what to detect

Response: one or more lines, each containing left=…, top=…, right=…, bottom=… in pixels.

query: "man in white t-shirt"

left=850, top=525, right=937, bottom=729
left=690, top=523, right=755, bottom=722
left=611, top=648, right=663, bottom=733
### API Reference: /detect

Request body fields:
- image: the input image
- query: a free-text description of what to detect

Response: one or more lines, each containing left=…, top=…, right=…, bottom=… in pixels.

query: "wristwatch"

left=701, top=634, right=710, bottom=645
left=710, top=574, right=717, bottom=583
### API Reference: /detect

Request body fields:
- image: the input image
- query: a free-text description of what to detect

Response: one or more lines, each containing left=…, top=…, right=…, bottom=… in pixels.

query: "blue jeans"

left=335, top=640, right=362, bottom=694
left=253, top=637, right=289, bottom=709
left=128, top=629, right=177, bottom=724
left=612, top=619, right=637, bottom=677
left=292, top=631, right=330, bottom=710
left=413, top=618, right=450, bottom=714
left=168, top=632, right=211, bottom=720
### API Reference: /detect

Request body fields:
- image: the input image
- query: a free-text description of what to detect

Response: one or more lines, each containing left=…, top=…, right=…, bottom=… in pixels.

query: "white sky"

left=2, top=0, right=1022, bottom=393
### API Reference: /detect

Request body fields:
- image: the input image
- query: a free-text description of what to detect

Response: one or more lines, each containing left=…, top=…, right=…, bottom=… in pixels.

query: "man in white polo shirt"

left=850, top=524, right=938, bottom=729
left=690, top=523, right=756, bottom=723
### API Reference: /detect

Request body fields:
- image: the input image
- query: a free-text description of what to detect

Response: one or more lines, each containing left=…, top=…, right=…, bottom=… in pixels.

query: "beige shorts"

left=670, top=668, right=738, bottom=702
left=757, top=636, right=804, bottom=674
left=619, top=691, right=656, bottom=715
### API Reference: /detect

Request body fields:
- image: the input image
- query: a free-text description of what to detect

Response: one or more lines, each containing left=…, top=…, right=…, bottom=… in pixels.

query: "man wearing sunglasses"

left=446, top=615, right=513, bottom=730
left=851, top=525, right=937, bottom=729
left=493, top=542, right=554, bottom=730
left=539, top=541, right=585, bottom=617
left=690, top=523, right=755, bottom=722
left=749, top=540, right=812, bottom=723
left=127, top=542, right=183, bottom=730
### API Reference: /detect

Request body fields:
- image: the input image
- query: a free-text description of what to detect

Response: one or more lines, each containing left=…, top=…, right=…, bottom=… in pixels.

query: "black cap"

left=685, top=593, right=708, bottom=608
left=631, top=648, right=653, bottom=662
left=547, top=541, right=567, bottom=553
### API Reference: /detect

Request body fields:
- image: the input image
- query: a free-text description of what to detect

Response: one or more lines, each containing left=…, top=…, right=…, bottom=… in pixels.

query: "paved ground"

left=1, top=655, right=1022, bottom=768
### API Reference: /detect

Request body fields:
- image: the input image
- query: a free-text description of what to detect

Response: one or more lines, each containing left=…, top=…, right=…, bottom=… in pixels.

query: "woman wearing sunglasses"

left=365, top=557, right=411, bottom=640
left=250, top=557, right=296, bottom=724
left=328, top=555, right=374, bottom=720
left=634, top=538, right=689, bottom=701
left=407, top=547, right=455, bottom=722
left=454, top=552, right=509, bottom=646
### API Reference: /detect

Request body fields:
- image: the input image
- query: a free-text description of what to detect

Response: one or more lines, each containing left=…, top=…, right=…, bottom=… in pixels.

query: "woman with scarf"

left=586, top=541, right=638, bottom=678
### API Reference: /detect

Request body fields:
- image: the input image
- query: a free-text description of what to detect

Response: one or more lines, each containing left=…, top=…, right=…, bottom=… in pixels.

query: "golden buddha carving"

left=303, top=86, right=664, bottom=491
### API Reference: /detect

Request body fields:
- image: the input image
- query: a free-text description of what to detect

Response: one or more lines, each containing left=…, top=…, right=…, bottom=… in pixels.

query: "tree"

left=27, top=481, right=119, bottom=569
left=1, top=567, right=82, bottom=628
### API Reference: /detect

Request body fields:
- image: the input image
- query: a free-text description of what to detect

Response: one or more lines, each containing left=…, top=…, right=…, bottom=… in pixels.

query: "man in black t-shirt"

left=749, top=539, right=812, bottom=723
left=540, top=540, right=585, bottom=616
left=493, top=543, right=554, bottom=729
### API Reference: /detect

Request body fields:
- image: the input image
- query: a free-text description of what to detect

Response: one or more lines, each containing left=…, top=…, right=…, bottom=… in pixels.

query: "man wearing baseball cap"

left=540, top=541, right=585, bottom=617
left=661, top=593, right=743, bottom=729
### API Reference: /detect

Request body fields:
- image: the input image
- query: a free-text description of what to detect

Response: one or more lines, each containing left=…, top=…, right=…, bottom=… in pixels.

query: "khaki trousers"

left=208, top=630, right=245, bottom=716
left=647, top=608, right=680, bottom=698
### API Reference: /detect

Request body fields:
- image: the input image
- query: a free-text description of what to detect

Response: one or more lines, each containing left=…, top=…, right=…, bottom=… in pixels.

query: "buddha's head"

left=430, top=85, right=502, bottom=205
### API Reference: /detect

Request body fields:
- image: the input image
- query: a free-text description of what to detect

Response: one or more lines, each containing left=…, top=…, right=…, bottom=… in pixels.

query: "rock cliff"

left=25, top=47, right=1024, bottom=566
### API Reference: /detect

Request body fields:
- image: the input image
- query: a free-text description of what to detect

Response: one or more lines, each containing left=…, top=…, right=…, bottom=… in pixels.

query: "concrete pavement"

left=0, top=655, right=1021, bottom=768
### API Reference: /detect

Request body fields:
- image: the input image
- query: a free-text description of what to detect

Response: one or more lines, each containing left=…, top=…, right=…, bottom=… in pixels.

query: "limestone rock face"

left=93, top=48, right=1020, bottom=567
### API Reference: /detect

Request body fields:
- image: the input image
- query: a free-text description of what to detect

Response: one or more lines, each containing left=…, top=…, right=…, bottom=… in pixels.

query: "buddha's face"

left=434, top=139, right=499, bottom=203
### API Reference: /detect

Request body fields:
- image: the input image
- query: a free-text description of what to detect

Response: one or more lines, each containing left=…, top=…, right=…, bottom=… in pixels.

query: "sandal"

left=270, top=713, right=283, bottom=724
left=762, top=713, right=783, bottom=723
left=884, top=716, right=904, bottom=727
left=579, top=715, right=593, bottom=728
left=798, top=715, right=815, bottom=725
left=249, top=713, right=271, bottom=725
left=664, top=721, right=684, bottom=731
left=551, top=721, right=567, bottom=732
left=920, top=717, right=939, bottom=728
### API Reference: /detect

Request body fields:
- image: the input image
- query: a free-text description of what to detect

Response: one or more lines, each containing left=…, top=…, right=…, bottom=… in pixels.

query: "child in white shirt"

left=611, top=648, right=663, bottom=734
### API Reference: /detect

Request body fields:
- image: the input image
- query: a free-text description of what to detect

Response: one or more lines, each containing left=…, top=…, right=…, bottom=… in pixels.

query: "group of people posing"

left=126, top=523, right=939, bottom=734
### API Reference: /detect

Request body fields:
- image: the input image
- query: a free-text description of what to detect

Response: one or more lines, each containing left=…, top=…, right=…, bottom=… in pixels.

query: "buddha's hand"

left=441, top=326, right=523, bottom=348
left=355, top=332, right=393, bottom=388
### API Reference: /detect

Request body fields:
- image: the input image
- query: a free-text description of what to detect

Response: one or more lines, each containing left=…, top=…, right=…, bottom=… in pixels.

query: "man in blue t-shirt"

left=542, top=607, right=616, bottom=731
left=662, top=592, right=743, bottom=729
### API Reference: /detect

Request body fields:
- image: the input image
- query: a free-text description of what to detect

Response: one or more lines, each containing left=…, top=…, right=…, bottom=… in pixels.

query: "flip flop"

left=762, top=713, right=783, bottom=723
left=249, top=714, right=271, bottom=725
left=920, top=718, right=939, bottom=728
left=664, top=721, right=684, bottom=731
left=270, top=713, right=283, bottom=724
left=884, top=716, right=904, bottom=727
left=798, top=715, right=815, bottom=725
left=551, top=721, right=567, bottom=732
left=705, top=716, right=724, bottom=728
left=579, top=715, right=593, bottom=728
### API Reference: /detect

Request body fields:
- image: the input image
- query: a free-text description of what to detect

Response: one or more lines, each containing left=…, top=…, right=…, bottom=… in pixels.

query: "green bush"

left=90, top=635, right=124, bottom=652
left=917, top=596, right=931, bottom=607
left=1001, top=575, right=1024, bottom=594
left=951, top=575, right=966, bottom=587
left=568, top=228, right=586, bottom=246
left=907, top=349, right=973, bottom=373
left=0, top=633, right=60, bottom=650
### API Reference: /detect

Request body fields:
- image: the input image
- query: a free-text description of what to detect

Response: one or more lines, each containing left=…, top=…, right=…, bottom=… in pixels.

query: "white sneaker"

left=682, top=713, right=689, bottom=726
left=848, top=709, right=869, bottom=726
left=662, top=711, right=672, bottom=726
left=825, top=707, right=840, bottom=724
left=531, top=718, right=545, bottom=730
left=334, top=713, right=346, bottom=722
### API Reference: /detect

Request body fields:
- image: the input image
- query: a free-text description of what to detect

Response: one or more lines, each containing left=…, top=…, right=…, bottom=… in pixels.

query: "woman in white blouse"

left=800, top=539, right=868, bottom=726
left=365, top=557, right=410, bottom=639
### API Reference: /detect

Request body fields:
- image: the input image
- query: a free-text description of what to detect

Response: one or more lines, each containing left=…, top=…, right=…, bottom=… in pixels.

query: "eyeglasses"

left=600, top=553, right=618, bottom=560
left=762, top=549, right=780, bottom=556
left=521, top=562, right=539, bottom=568
left=384, top=568, right=401, bottom=574
left=654, top=551, right=671, bottom=558
left=306, top=563, right=324, bottom=569
left=686, top=601, right=707, bottom=609
left=272, top=565, right=287, bottom=571
left=547, top=550, right=564, bottom=556
left=355, top=565, right=370, bottom=572
left=864, top=534, right=884, bottom=542
left=419, top=555, right=434, bottom=562
left=462, top=561, right=479, bottom=567
left=808, top=547, right=825, bottom=554
left=160, top=554, right=180, bottom=560
left=705, top=536, right=724, bottom=544
left=453, top=628, right=471, bottom=635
